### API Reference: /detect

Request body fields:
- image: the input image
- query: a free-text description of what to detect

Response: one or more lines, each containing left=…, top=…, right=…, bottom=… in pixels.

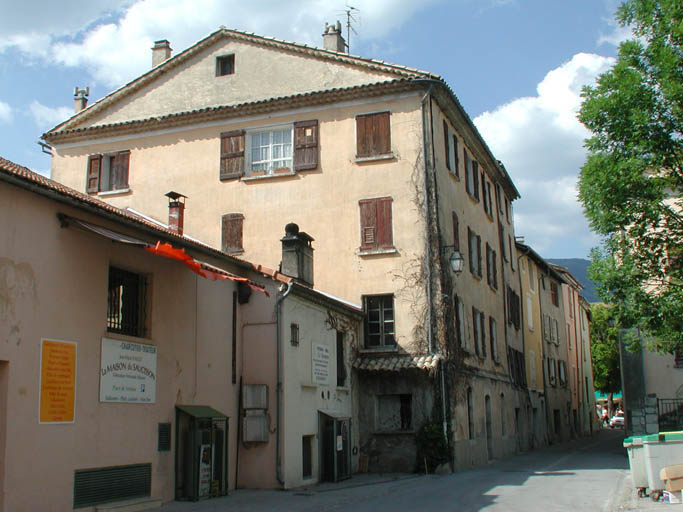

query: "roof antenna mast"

left=344, top=5, right=359, bottom=53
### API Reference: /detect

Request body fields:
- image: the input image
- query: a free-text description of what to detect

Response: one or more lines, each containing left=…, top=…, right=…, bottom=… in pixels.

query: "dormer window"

left=216, top=54, right=235, bottom=76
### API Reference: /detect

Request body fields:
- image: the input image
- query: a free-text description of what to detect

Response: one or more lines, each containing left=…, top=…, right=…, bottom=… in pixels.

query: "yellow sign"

left=39, top=339, right=77, bottom=423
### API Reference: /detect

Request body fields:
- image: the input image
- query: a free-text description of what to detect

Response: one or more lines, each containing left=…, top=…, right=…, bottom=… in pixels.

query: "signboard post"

left=100, top=338, right=157, bottom=403
left=39, top=339, right=77, bottom=423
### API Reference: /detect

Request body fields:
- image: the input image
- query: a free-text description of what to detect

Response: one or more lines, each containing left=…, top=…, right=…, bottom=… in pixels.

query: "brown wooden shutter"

left=443, top=120, right=450, bottom=171
left=220, top=130, right=245, bottom=180
left=111, top=151, right=130, bottom=190
left=472, top=161, right=479, bottom=200
left=464, top=151, right=471, bottom=193
left=293, top=120, right=318, bottom=171
left=86, top=155, right=102, bottom=194
left=356, top=112, right=390, bottom=157
left=452, top=212, right=459, bottom=251
left=453, top=135, right=459, bottom=177
left=377, top=197, right=393, bottom=249
left=222, top=213, right=244, bottom=253
left=477, top=234, right=482, bottom=277
left=359, top=199, right=378, bottom=250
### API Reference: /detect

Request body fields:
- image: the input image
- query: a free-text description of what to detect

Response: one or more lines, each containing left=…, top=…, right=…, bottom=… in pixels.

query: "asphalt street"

left=159, top=429, right=675, bottom=511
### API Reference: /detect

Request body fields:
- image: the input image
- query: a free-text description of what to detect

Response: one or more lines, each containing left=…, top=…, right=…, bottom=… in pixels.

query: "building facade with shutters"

left=0, top=156, right=361, bottom=510
left=45, top=26, right=530, bottom=473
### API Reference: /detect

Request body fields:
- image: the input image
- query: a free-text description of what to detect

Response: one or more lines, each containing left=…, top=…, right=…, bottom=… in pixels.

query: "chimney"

left=280, top=223, right=314, bottom=286
left=152, top=39, right=172, bottom=67
left=73, top=87, right=89, bottom=113
left=322, top=21, right=346, bottom=53
left=165, top=191, right=187, bottom=235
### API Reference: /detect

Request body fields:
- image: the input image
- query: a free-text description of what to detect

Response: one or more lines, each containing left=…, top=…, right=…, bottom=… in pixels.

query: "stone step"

left=95, top=497, right=162, bottom=512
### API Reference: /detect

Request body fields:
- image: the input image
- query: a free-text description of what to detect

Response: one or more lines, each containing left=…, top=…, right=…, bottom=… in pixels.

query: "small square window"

left=216, top=54, right=235, bottom=76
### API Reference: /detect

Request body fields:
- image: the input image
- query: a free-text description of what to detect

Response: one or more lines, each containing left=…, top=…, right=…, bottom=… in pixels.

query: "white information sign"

left=312, top=343, right=330, bottom=385
left=100, top=337, right=157, bottom=403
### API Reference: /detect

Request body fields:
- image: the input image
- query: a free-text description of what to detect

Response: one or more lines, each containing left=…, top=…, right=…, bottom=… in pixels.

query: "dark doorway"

left=319, top=412, right=351, bottom=482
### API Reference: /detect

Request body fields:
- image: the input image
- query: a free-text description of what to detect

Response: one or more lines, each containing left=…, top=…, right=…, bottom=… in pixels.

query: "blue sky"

left=0, top=0, right=628, bottom=258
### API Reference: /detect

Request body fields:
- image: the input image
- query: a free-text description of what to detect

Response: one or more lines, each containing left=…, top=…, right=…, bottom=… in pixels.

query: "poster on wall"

left=39, top=338, right=77, bottom=423
left=100, top=337, right=157, bottom=403
left=198, top=444, right=212, bottom=497
left=312, top=343, right=330, bottom=385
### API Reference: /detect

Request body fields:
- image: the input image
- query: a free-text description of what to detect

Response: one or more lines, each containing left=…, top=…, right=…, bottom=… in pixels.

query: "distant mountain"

left=546, top=258, right=601, bottom=304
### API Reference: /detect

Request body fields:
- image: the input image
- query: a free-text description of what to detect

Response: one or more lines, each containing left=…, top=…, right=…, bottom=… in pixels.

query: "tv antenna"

left=343, top=5, right=359, bottom=53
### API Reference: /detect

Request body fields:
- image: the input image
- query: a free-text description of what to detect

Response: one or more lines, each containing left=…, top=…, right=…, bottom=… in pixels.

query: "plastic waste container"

left=642, top=431, right=683, bottom=501
left=624, top=435, right=648, bottom=496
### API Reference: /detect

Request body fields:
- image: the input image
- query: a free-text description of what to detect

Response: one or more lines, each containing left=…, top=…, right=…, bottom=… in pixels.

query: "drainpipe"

left=275, top=281, right=293, bottom=486
left=418, top=83, right=447, bottom=440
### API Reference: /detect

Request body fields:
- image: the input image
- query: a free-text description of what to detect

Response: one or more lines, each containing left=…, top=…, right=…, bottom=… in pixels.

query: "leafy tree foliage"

left=578, top=0, right=682, bottom=351
left=588, top=303, right=621, bottom=394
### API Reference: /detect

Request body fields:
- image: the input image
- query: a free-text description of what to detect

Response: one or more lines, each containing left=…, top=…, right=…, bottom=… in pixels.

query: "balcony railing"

left=658, top=399, right=683, bottom=431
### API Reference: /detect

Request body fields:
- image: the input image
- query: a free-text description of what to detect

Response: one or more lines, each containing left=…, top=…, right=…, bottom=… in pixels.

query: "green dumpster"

left=624, top=435, right=648, bottom=496
left=642, top=431, right=683, bottom=500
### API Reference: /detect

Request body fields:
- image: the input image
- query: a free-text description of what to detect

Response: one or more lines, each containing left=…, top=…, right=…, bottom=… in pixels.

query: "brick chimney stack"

left=165, top=191, right=187, bottom=235
left=280, top=223, right=314, bottom=286
left=322, top=21, right=346, bottom=53
left=152, top=40, right=172, bottom=67
left=73, top=87, right=89, bottom=113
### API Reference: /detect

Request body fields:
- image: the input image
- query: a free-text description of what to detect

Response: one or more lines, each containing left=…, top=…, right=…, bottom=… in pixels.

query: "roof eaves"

left=43, top=79, right=419, bottom=144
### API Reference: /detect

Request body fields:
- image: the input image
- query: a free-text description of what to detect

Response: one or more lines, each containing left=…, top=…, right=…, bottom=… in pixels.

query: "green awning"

left=176, top=405, right=227, bottom=419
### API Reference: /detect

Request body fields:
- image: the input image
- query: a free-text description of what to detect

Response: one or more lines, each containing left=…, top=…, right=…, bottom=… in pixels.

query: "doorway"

left=319, top=412, right=351, bottom=482
left=485, top=395, right=493, bottom=460
left=175, top=406, right=228, bottom=501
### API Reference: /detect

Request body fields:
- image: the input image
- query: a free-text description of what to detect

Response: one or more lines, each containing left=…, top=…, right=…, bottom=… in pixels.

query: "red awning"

left=145, top=241, right=269, bottom=295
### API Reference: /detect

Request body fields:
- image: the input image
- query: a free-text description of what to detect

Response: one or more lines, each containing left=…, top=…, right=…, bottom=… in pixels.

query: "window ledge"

left=336, top=387, right=350, bottom=393
left=355, top=153, right=395, bottom=164
left=467, top=193, right=480, bottom=204
left=226, top=249, right=244, bottom=256
left=448, top=172, right=460, bottom=182
left=98, top=188, right=131, bottom=197
left=357, top=247, right=398, bottom=257
left=301, top=383, right=317, bottom=389
left=242, top=170, right=296, bottom=181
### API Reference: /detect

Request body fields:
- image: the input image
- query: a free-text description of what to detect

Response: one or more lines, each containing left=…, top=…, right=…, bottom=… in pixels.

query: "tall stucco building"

left=45, top=24, right=529, bottom=472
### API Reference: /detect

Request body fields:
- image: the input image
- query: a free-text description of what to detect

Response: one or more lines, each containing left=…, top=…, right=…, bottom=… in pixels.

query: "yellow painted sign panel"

left=39, top=339, right=77, bottom=423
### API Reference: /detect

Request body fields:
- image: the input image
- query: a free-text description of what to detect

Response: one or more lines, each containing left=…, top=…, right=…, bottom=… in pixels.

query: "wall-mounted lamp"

left=442, top=245, right=465, bottom=274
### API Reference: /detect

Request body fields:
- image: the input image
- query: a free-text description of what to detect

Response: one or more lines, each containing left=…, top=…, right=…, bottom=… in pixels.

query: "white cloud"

left=0, top=101, right=12, bottom=123
left=29, top=101, right=73, bottom=131
left=474, top=52, right=614, bottom=258
left=0, top=0, right=431, bottom=87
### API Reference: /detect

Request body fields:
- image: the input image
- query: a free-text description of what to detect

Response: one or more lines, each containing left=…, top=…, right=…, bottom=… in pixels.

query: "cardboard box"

left=660, top=464, right=683, bottom=492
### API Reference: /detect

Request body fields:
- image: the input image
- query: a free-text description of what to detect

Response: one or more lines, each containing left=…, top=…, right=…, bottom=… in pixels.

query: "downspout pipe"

left=275, top=281, right=293, bottom=486
left=419, top=85, right=447, bottom=441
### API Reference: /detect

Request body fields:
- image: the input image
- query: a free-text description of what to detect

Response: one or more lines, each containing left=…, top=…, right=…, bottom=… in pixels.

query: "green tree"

left=578, top=0, right=682, bottom=351
left=589, top=303, right=621, bottom=395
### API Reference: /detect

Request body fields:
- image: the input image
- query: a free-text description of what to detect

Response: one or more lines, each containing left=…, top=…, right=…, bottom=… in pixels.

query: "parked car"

left=610, top=410, right=625, bottom=428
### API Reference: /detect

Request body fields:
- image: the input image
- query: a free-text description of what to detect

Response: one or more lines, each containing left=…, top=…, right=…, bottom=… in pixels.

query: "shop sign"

left=100, top=337, right=157, bottom=403
left=39, top=339, right=77, bottom=423
left=312, top=343, right=330, bottom=385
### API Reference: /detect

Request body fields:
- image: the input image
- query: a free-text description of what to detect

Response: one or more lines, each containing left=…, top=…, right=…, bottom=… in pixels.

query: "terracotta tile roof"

left=354, top=353, right=442, bottom=372
left=43, top=79, right=419, bottom=143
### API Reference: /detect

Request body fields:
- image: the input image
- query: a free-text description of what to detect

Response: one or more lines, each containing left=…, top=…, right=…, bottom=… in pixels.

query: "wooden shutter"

left=468, top=228, right=474, bottom=274
left=222, top=213, right=244, bottom=253
left=480, top=312, right=486, bottom=357
left=472, top=307, right=479, bottom=355
left=356, top=112, right=390, bottom=157
left=443, top=120, right=451, bottom=171
left=293, top=119, right=318, bottom=171
left=453, top=135, right=459, bottom=177
left=464, top=151, right=471, bottom=192
left=220, top=130, right=245, bottom=180
left=86, top=155, right=102, bottom=194
left=359, top=199, right=378, bottom=250
left=476, top=234, right=482, bottom=277
left=472, top=161, right=479, bottom=200
left=377, top=197, right=393, bottom=249
left=111, top=151, right=130, bottom=190
left=452, top=212, right=459, bottom=251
